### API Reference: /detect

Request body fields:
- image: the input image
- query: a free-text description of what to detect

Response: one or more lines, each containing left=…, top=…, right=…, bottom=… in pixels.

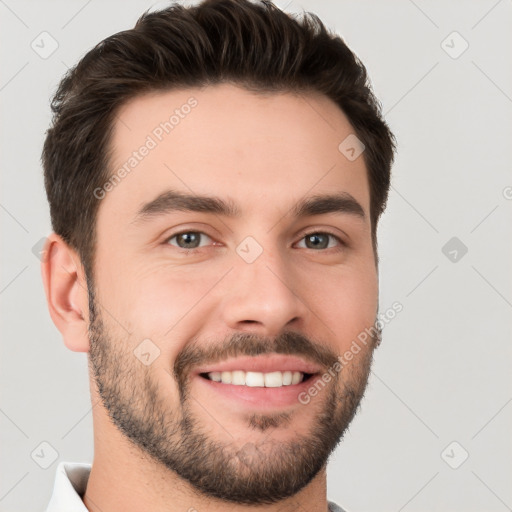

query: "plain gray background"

left=1, top=0, right=511, bottom=511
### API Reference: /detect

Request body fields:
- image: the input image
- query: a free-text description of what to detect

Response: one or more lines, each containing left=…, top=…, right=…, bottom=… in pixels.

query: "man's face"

left=88, top=83, right=378, bottom=504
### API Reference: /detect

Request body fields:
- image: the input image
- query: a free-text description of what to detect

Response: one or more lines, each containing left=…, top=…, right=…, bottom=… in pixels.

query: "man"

left=41, top=0, right=395, bottom=510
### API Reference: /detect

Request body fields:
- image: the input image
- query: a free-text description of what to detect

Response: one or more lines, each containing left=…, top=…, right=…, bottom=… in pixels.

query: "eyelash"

left=164, top=230, right=346, bottom=253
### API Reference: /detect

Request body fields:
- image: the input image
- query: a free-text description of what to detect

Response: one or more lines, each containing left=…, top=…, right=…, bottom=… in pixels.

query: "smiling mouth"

left=199, top=370, right=315, bottom=388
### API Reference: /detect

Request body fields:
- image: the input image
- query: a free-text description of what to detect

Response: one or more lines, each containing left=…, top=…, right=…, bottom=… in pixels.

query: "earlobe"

left=41, top=233, right=90, bottom=353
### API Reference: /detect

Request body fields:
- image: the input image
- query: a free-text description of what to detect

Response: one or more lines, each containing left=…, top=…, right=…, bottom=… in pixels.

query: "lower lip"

left=194, top=374, right=318, bottom=408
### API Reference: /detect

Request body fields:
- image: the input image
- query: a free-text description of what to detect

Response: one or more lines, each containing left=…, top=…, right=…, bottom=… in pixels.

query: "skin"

left=42, top=83, right=379, bottom=512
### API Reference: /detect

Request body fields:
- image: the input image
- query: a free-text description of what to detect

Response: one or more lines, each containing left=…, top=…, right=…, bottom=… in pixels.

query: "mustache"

left=173, top=330, right=339, bottom=384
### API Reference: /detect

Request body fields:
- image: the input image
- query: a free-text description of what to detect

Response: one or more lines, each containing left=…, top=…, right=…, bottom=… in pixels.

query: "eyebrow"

left=131, top=189, right=366, bottom=224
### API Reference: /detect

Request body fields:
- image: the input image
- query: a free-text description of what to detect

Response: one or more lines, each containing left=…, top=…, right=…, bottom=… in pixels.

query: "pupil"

left=306, top=234, right=328, bottom=249
left=179, top=232, right=199, bottom=248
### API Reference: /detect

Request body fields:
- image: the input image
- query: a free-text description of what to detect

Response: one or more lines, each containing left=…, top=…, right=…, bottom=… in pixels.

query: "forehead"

left=103, top=83, right=370, bottom=223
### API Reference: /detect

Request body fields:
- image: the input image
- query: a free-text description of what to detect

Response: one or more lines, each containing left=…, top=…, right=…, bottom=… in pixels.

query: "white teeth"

left=206, top=370, right=305, bottom=387
left=232, top=370, right=246, bottom=385
left=220, top=371, right=232, bottom=384
left=291, top=371, right=302, bottom=385
left=264, top=371, right=283, bottom=388
left=209, top=371, right=222, bottom=382
left=245, top=371, right=264, bottom=387
left=282, top=371, right=293, bottom=385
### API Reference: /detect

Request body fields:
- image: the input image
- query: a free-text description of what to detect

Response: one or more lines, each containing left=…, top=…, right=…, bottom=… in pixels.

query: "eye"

left=165, top=231, right=214, bottom=250
left=295, top=231, right=344, bottom=250
left=163, top=230, right=345, bottom=252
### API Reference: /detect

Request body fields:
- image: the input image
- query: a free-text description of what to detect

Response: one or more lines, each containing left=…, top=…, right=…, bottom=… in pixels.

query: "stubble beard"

left=87, top=285, right=376, bottom=505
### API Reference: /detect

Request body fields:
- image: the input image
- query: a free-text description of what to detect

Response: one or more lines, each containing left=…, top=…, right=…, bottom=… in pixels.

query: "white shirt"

left=46, top=462, right=91, bottom=512
left=46, top=461, right=346, bottom=512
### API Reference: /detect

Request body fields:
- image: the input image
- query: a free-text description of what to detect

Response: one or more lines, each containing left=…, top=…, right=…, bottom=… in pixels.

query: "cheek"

left=118, top=266, right=220, bottom=342
left=305, top=265, right=378, bottom=347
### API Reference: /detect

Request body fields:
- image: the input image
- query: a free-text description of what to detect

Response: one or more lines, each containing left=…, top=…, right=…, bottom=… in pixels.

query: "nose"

left=220, top=247, right=308, bottom=337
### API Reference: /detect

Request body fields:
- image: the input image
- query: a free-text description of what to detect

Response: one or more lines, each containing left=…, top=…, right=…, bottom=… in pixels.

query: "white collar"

left=46, top=461, right=91, bottom=512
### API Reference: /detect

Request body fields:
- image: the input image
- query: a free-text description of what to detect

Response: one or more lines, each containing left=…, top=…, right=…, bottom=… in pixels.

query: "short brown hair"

left=42, top=0, right=395, bottom=280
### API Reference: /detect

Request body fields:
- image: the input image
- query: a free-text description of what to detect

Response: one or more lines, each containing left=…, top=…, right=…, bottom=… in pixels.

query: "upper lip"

left=194, top=354, right=323, bottom=376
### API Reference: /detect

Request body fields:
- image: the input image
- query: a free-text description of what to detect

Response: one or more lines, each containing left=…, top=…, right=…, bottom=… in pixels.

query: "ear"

left=41, top=233, right=90, bottom=352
